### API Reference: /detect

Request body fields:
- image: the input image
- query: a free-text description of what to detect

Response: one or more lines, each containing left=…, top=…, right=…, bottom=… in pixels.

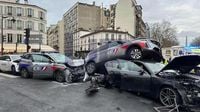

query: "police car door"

left=32, top=54, right=52, bottom=77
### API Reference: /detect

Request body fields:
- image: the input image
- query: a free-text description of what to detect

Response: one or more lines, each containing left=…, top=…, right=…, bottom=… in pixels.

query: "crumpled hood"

left=161, top=55, right=200, bottom=73
left=67, top=59, right=84, bottom=67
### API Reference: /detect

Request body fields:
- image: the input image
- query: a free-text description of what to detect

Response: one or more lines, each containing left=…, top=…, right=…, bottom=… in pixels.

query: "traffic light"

left=24, top=28, right=30, bottom=53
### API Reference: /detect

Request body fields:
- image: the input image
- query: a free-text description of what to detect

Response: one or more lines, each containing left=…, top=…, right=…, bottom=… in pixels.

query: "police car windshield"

left=48, top=53, right=72, bottom=63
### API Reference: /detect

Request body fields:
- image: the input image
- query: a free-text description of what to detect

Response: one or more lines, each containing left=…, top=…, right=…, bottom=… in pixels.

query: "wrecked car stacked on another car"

left=84, top=38, right=200, bottom=108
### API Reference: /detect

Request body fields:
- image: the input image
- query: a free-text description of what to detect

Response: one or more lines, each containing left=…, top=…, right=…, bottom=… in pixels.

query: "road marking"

left=51, top=81, right=83, bottom=87
left=0, top=73, right=19, bottom=78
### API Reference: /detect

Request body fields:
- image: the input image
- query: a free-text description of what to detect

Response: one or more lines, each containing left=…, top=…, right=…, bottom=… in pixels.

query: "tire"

left=20, top=68, right=30, bottom=78
left=55, top=71, right=65, bottom=83
left=159, top=87, right=182, bottom=106
left=11, top=66, right=17, bottom=75
left=126, top=47, right=142, bottom=60
left=86, top=62, right=96, bottom=75
left=65, top=70, right=73, bottom=83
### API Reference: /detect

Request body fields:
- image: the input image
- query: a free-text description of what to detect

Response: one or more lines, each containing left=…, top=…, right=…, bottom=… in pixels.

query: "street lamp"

left=1, top=16, right=16, bottom=55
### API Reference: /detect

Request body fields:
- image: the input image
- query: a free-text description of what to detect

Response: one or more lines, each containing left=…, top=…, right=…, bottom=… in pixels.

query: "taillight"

left=51, top=65, right=65, bottom=71
left=138, top=42, right=147, bottom=48
left=121, top=45, right=129, bottom=49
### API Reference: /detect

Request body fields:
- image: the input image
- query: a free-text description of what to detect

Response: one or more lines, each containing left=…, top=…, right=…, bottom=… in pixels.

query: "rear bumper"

left=142, top=48, right=163, bottom=62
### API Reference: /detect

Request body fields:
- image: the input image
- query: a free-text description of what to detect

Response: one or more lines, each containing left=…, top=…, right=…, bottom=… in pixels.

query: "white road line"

left=0, top=73, right=19, bottom=78
left=51, top=81, right=83, bottom=87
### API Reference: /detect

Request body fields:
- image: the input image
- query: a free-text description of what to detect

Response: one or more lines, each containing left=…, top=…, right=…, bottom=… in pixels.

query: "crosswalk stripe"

left=0, top=73, right=19, bottom=78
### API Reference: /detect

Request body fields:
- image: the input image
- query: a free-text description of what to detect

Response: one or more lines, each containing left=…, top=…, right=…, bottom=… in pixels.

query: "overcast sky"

left=28, top=0, right=200, bottom=46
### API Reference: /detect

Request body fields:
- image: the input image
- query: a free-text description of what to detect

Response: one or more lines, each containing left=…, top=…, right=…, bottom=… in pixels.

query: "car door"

left=5, top=56, right=12, bottom=71
left=97, top=44, right=109, bottom=62
left=107, top=42, right=121, bottom=60
left=118, top=60, right=151, bottom=93
left=31, top=54, right=53, bottom=77
left=0, top=56, right=11, bottom=71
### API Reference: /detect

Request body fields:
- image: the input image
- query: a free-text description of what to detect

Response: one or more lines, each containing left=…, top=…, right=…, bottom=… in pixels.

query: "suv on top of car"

left=85, top=39, right=163, bottom=75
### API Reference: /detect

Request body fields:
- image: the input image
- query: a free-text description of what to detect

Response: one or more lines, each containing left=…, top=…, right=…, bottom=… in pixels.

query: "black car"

left=104, top=55, right=200, bottom=107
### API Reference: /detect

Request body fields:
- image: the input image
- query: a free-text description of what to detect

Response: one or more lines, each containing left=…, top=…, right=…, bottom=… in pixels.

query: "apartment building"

left=63, top=2, right=110, bottom=56
left=75, top=30, right=135, bottom=58
left=114, top=0, right=146, bottom=37
left=0, top=0, right=47, bottom=46
left=47, top=20, right=65, bottom=54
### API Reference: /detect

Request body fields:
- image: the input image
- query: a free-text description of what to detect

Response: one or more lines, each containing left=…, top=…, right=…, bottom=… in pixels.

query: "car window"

left=98, top=44, right=108, bottom=51
left=10, top=55, right=21, bottom=61
left=118, top=60, right=142, bottom=71
left=22, top=54, right=31, bottom=59
left=0, top=56, right=6, bottom=60
left=108, top=41, right=120, bottom=48
left=105, top=60, right=119, bottom=69
left=32, top=54, right=51, bottom=63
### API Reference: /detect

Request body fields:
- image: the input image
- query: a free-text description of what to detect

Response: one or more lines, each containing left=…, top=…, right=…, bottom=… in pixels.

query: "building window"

left=105, top=33, right=109, bottom=41
left=7, top=6, right=12, bottom=15
left=17, top=34, right=22, bottom=43
left=39, top=23, right=44, bottom=32
left=26, top=21, right=34, bottom=30
left=39, top=11, right=44, bottom=20
left=111, top=34, right=114, bottom=40
left=118, top=35, right=122, bottom=40
left=17, top=7, right=22, bottom=16
left=27, top=8, right=34, bottom=17
left=17, top=20, right=23, bottom=30
left=7, top=34, right=12, bottom=43
left=7, top=20, right=13, bottom=29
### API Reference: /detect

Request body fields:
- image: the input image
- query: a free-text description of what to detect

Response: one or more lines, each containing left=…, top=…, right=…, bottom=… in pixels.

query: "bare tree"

left=150, top=20, right=179, bottom=47
left=190, top=37, right=200, bottom=46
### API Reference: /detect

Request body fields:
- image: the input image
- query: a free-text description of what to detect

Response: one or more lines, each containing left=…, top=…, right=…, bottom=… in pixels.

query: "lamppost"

left=1, top=15, right=15, bottom=55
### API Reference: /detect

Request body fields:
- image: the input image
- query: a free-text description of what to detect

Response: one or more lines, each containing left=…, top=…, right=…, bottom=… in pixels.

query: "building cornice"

left=0, top=1, right=47, bottom=12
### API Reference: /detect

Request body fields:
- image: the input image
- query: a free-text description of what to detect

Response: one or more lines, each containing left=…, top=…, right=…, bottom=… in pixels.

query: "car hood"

left=160, top=55, right=200, bottom=73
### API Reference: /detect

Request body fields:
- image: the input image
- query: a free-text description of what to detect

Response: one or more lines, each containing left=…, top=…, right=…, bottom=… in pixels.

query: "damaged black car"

left=104, top=55, right=200, bottom=107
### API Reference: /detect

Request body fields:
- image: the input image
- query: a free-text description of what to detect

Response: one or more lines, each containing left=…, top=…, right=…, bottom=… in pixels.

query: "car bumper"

left=142, top=48, right=163, bottom=62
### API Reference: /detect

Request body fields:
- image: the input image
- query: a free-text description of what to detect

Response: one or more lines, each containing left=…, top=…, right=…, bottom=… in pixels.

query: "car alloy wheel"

left=20, top=68, right=29, bottom=78
left=55, top=71, right=65, bottom=83
left=159, top=87, right=178, bottom=106
left=86, top=62, right=96, bottom=75
left=129, top=48, right=142, bottom=60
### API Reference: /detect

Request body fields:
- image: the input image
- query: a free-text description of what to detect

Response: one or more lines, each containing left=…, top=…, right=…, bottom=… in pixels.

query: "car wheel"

left=65, top=70, right=73, bottom=83
left=11, top=66, right=17, bottom=75
left=20, top=68, right=30, bottom=78
left=127, top=47, right=142, bottom=60
left=159, top=87, right=182, bottom=106
left=55, top=71, right=65, bottom=83
left=86, top=62, right=96, bottom=75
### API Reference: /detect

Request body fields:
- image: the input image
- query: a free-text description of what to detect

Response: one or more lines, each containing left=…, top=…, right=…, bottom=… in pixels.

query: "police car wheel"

left=55, top=71, right=65, bottom=83
left=20, top=68, right=30, bottom=78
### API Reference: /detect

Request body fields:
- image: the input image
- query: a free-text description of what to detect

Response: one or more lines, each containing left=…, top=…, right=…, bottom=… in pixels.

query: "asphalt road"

left=0, top=73, right=159, bottom=112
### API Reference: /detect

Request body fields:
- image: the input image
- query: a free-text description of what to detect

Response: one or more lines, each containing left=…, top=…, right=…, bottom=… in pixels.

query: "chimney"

left=24, top=0, right=28, bottom=4
left=92, top=1, right=95, bottom=6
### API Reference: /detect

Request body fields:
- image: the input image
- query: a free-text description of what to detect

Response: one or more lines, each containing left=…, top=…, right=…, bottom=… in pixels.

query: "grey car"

left=85, top=39, right=162, bottom=75
left=19, top=53, right=85, bottom=82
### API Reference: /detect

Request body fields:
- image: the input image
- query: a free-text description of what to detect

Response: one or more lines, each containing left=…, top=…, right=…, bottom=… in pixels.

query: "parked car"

left=104, top=55, right=200, bottom=106
left=85, top=39, right=163, bottom=75
left=19, top=53, right=85, bottom=83
left=0, top=55, right=21, bottom=74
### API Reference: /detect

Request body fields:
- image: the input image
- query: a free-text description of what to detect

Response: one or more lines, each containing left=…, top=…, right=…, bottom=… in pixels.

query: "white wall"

left=115, top=0, right=137, bottom=36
